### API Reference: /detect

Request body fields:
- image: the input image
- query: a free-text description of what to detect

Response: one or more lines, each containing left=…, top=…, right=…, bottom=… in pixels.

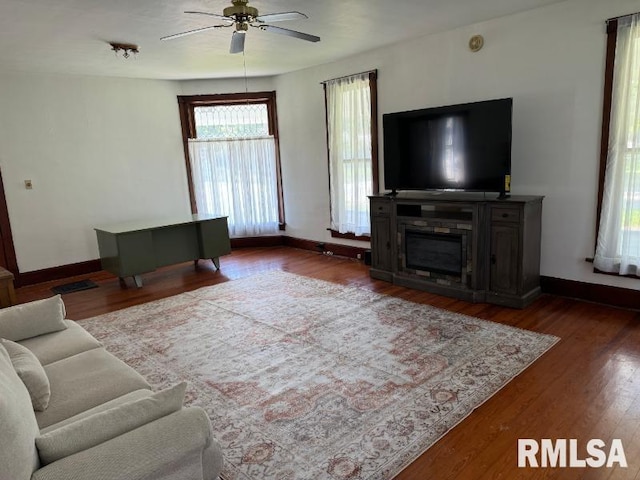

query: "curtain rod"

left=606, top=12, right=637, bottom=24
left=320, top=69, right=377, bottom=85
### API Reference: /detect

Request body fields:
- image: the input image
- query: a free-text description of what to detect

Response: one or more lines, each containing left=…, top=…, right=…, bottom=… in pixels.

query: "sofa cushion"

left=36, top=382, right=187, bottom=465
left=0, top=295, right=67, bottom=342
left=31, top=408, right=215, bottom=480
left=36, top=348, right=151, bottom=429
left=19, top=320, right=102, bottom=366
left=40, top=388, right=153, bottom=434
left=0, top=343, right=40, bottom=480
left=1, top=338, right=51, bottom=411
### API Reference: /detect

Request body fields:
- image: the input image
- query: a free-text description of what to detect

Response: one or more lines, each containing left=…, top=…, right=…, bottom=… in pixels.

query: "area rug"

left=81, top=271, right=559, bottom=480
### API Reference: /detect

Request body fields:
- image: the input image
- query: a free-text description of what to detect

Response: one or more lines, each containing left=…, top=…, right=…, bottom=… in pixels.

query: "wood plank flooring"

left=15, top=247, right=640, bottom=480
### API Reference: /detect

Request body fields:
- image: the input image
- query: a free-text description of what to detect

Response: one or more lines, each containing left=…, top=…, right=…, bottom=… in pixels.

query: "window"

left=178, top=92, right=284, bottom=237
left=324, top=71, right=378, bottom=238
left=194, top=104, right=269, bottom=139
left=594, top=14, right=640, bottom=276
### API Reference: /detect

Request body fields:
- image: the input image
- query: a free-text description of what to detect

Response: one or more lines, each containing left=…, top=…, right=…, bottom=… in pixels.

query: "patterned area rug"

left=82, top=271, right=559, bottom=480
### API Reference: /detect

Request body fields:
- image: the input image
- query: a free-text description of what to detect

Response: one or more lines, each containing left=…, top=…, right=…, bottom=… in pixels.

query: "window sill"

left=587, top=257, right=640, bottom=279
left=328, top=229, right=370, bottom=242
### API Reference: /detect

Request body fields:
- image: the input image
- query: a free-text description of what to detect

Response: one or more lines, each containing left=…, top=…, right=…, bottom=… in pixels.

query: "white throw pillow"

left=0, top=342, right=41, bottom=480
left=0, top=338, right=51, bottom=411
left=36, top=382, right=187, bottom=465
left=0, top=295, right=67, bottom=342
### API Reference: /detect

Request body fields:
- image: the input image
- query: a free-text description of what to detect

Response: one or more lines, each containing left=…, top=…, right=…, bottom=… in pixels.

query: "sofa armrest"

left=31, top=407, right=223, bottom=480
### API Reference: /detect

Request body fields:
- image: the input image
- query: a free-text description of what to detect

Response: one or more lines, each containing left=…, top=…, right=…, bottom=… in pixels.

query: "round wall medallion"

left=469, top=35, right=484, bottom=52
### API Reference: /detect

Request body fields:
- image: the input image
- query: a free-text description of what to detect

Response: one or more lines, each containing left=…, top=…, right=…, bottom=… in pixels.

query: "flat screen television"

left=383, top=98, right=512, bottom=197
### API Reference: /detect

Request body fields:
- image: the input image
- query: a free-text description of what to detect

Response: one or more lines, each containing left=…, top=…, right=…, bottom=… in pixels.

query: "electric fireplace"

left=399, top=221, right=472, bottom=287
left=405, top=230, right=463, bottom=276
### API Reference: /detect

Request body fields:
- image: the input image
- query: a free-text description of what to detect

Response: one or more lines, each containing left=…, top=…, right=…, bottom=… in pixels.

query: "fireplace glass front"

left=405, top=230, right=463, bottom=276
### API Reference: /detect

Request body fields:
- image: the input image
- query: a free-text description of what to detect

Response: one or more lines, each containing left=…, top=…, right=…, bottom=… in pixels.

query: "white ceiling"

left=0, top=0, right=568, bottom=81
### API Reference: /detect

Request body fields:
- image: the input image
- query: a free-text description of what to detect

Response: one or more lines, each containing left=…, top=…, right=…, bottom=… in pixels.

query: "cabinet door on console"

left=369, top=199, right=394, bottom=278
left=490, top=223, right=520, bottom=295
left=372, top=215, right=392, bottom=271
left=487, top=200, right=543, bottom=308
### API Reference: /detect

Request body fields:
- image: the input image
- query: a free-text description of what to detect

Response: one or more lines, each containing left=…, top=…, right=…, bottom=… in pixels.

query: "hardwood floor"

left=16, top=247, right=640, bottom=479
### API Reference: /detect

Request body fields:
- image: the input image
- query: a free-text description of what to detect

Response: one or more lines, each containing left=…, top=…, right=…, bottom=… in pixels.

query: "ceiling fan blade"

left=230, top=31, right=246, bottom=54
left=160, top=24, right=230, bottom=41
left=184, top=11, right=234, bottom=22
left=258, top=25, right=320, bottom=43
left=255, top=11, right=308, bottom=23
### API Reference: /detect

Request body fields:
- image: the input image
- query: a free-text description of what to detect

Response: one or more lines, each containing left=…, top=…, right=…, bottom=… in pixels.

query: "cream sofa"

left=0, top=295, right=223, bottom=480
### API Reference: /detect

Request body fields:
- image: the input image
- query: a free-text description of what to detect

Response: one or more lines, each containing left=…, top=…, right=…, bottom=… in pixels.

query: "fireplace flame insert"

left=405, top=230, right=464, bottom=276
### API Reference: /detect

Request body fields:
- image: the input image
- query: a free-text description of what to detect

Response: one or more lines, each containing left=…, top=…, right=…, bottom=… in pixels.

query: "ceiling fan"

left=161, top=0, right=320, bottom=54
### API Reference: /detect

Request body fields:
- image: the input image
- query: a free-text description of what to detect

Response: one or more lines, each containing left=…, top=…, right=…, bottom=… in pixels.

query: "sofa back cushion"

left=1, top=338, right=51, bottom=411
left=0, top=295, right=67, bottom=342
left=0, top=343, right=40, bottom=480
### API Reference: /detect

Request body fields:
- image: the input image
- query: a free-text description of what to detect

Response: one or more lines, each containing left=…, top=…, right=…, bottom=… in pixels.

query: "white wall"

left=0, top=73, right=189, bottom=272
left=274, top=0, right=640, bottom=291
left=179, top=76, right=275, bottom=96
left=1, top=0, right=638, bottom=295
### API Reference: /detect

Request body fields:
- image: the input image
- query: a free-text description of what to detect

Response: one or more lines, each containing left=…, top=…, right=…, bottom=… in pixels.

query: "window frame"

left=177, top=91, right=285, bottom=229
left=594, top=14, right=639, bottom=275
left=595, top=18, right=619, bottom=242
left=323, top=70, right=379, bottom=241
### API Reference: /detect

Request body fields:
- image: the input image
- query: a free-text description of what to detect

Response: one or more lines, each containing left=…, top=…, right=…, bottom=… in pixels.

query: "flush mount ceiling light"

left=109, top=42, right=139, bottom=58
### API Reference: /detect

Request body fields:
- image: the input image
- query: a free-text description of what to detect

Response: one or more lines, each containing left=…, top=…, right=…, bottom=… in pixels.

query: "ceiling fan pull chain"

left=243, top=50, right=249, bottom=99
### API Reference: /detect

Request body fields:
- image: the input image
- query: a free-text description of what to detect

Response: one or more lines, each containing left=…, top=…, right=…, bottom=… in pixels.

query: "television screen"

left=383, top=98, right=512, bottom=196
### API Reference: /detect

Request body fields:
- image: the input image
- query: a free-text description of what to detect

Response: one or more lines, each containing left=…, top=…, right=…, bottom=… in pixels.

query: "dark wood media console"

left=369, top=193, right=543, bottom=308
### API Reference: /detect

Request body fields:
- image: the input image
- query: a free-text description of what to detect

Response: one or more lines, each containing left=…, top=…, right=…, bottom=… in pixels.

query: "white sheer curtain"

left=594, top=14, right=640, bottom=276
left=188, top=136, right=279, bottom=237
left=326, top=73, right=373, bottom=236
